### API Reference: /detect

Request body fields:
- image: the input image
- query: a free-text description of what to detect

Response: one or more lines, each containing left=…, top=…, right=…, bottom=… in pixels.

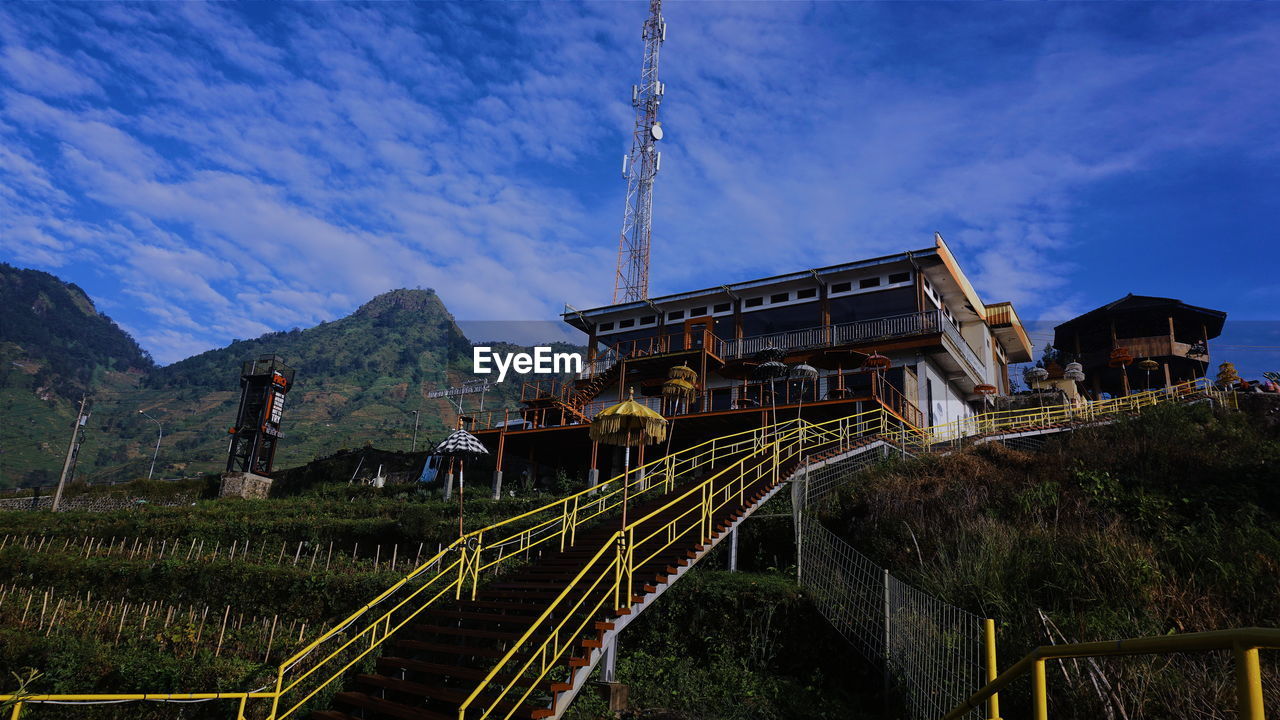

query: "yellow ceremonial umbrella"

left=590, top=388, right=668, bottom=529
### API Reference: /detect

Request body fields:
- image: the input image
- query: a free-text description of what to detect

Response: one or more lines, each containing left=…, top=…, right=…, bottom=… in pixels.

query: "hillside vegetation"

left=817, top=403, right=1280, bottom=718
left=0, top=265, right=582, bottom=489
left=0, top=483, right=582, bottom=718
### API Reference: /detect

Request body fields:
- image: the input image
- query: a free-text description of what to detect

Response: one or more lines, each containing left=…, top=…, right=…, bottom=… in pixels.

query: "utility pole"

left=410, top=410, right=420, bottom=453
left=139, top=410, right=163, bottom=481
left=52, top=395, right=89, bottom=512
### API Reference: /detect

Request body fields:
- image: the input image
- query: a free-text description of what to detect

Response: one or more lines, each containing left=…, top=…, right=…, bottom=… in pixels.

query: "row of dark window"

left=597, top=272, right=913, bottom=333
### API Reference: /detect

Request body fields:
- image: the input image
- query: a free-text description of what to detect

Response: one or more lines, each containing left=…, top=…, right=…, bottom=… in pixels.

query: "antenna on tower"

left=612, top=0, right=666, bottom=304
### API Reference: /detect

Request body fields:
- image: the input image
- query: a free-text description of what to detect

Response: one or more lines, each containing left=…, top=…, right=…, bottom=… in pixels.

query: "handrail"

left=943, top=627, right=1279, bottom=720
left=0, top=380, right=1228, bottom=718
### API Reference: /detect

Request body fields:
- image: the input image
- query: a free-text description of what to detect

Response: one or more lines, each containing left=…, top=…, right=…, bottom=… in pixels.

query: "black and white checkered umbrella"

left=434, top=429, right=489, bottom=458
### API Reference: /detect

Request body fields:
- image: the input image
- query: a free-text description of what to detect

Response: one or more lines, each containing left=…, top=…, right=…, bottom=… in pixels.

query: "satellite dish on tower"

left=650, top=122, right=664, bottom=141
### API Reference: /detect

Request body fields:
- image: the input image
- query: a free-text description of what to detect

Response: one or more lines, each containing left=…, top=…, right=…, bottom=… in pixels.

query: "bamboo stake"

left=45, top=598, right=64, bottom=636
left=193, top=605, right=209, bottom=655
left=293, top=541, right=303, bottom=566
left=215, top=605, right=231, bottom=656
left=391, top=544, right=397, bottom=572
left=115, top=603, right=129, bottom=645
left=264, top=615, right=278, bottom=662
left=325, top=541, right=334, bottom=571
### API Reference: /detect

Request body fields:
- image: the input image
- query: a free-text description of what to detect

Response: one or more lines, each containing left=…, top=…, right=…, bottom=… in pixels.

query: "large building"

left=467, top=234, right=1032, bottom=489
left=1053, top=294, right=1225, bottom=397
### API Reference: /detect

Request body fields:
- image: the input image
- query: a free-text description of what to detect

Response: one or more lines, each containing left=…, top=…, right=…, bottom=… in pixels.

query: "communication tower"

left=612, top=0, right=667, bottom=304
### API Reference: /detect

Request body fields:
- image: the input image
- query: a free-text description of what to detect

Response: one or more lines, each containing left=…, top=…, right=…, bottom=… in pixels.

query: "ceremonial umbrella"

left=1064, top=362, right=1085, bottom=383
left=590, top=389, right=668, bottom=530
left=434, top=428, right=489, bottom=538
left=1138, top=358, right=1159, bottom=390
left=753, top=360, right=789, bottom=431
left=754, top=346, right=787, bottom=363
left=717, top=360, right=759, bottom=408
left=663, top=364, right=698, bottom=415
left=809, top=349, right=869, bottom=397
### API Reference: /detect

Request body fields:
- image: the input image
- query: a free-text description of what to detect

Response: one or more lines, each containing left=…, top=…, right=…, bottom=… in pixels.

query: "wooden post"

left=264, top=615, right=278, bottom=662
left=215, top=605, right=231, bottom=656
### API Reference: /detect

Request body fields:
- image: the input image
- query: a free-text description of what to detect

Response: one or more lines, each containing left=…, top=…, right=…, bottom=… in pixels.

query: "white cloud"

left=0, top=2, right=1276, bottom=364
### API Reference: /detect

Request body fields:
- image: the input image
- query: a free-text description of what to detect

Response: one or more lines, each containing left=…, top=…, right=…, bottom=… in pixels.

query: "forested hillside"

left=0, top=267, right=582, bottom=488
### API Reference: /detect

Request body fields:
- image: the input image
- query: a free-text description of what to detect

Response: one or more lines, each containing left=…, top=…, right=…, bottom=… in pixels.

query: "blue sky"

left=0, top=2, right=1276, bottom=375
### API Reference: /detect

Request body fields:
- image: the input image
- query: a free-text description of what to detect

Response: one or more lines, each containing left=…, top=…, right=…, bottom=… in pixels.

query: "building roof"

left=1053, top=293, right=1227, bottom=338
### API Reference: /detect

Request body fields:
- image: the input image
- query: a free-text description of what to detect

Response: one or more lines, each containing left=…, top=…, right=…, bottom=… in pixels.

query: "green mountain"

left=0, top=269, right=581, bottom=489
left=0, top=264, right=156, bottom=487
left=0, top=263, right=154, bottom=396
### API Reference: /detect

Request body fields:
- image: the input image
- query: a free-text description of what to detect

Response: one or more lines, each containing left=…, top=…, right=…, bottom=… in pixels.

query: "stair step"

left=333, top=691, right=453, bottom=720
left=409, top=623, right=525, bottom=641
left=391, top=639, right=506, bottom=659
left=355, top=673, right=547, bottom=720
left=426, top=607, right=542, bottom=623
left=376, top=657, right=559, bottom=692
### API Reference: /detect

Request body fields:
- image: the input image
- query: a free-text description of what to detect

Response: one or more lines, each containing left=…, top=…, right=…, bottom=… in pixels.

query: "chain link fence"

left=795, top=444, right=986, bottom=720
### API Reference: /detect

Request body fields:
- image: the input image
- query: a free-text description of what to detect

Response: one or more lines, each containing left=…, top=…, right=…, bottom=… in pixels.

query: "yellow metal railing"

left=1, top=380, right=1232, bottom=719
left=947, top=627, right=1278, bottom=720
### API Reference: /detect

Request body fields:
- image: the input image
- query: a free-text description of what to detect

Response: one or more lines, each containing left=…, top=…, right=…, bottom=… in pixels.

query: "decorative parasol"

left=661, top=377, right=696, bottom=415
left=591, top=389, right=668, bottom=530
left=1064, top=362, right=1085, bottom=383
left=668, top=363, right=698, bottom=383
left=434, top=428, right=490, bottom=538
left=751, top=360, right=789, bottom=431
left=789, top=363, right=818, bottom=381
left=1137, top=358, right=1159, bottom=390
left=1025, top=363, right=1049, bottom=387
left=1109, top=347, right=1133, bottom=394
left=809, top=349, right=868, bottom=397
left=754, top=346, right=786, bottom=363
left=789, top=363, right=820, bottom=428
left=752, top=360, right=789, bottom=380
left=716, top=360, right=758, bottom=381
left=864, top=352, right=891, bottom=371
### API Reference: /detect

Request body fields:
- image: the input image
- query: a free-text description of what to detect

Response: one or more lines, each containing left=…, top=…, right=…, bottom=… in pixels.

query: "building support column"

left=728, top=527, right=739, bottom=572
left=587, top=440, right=600, bottom=495
left=595, top=637, right=629, bottom=711
left=492, top=430, right=507, bottom=500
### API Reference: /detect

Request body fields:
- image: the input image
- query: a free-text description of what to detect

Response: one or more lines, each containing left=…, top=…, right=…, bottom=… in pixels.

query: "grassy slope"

left=565, top=570, right=877, bottom=720
left=817, top=402, right=1280, bottom=718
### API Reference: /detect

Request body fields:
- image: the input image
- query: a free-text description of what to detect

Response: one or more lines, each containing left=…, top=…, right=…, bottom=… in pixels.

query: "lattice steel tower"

left=612, top=0, right=666, bottom=304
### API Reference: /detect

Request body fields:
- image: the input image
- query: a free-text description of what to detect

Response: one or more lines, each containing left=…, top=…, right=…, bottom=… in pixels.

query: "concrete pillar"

left=602, top=637, right=618, bottom=683
left=491, top=471, right=503, bottom=500
left=728, top=527, right=739, bottom=572
left=587, top=468, right=600, bottom=495
left=635, top=466, right=647, bottom=493
left=442, top=472, right=453, bottom=501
